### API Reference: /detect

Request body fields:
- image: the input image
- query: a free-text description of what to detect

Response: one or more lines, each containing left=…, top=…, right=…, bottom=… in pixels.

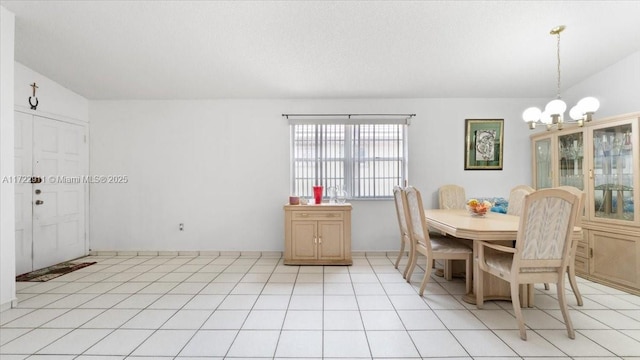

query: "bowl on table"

left=466, top=199, right=492, bottom=217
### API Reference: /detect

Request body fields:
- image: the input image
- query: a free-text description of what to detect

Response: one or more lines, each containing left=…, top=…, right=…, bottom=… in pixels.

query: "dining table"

left=424, top=208, right=582, bottom=307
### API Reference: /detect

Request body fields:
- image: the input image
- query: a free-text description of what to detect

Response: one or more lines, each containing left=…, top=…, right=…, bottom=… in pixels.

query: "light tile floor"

left=1, top=252, right=639, bottom=359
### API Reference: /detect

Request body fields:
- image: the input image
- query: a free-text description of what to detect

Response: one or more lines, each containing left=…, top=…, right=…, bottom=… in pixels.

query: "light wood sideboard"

left=284, top=203, right=352, bottom=265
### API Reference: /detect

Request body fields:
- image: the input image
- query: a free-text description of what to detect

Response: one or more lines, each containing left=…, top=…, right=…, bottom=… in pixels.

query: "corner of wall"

left=0, top=5, right=17, bottom=311
left=565, top=50, right=640, bottom=118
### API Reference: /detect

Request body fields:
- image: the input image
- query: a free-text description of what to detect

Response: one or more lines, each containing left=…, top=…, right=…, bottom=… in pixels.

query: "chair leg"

left=567, top=264, right=583, bottom=306
left=557, top=275, right=576, bottom=339
left=543, top=283, right=550, bottom=290
left=394, top=239, right=405, bottom=270
left=402, top=244, right=414, bottom=279
left=510, top=281, right=527, bottom=340
left=418, top=258, right=433, bottom=296
left=405, top=250, right=417, bottom=283
left=444, top=260, right=453, bottom=280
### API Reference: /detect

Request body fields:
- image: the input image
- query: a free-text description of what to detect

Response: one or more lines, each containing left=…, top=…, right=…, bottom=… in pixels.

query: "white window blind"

left=287, top=114, right=411, bottom=200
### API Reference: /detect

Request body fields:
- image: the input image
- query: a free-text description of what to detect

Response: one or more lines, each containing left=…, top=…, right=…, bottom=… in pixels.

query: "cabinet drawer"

left=575, top=241, right=589, bottom=259
left=574, top=255, right=589, bottom=274
left=590, top=230, right=639, bottom=288
left=292, top=211, right=343, bottom=221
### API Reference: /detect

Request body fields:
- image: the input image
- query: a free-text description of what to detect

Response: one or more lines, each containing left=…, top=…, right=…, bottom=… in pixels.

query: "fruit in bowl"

left=466, top=199, right=492, bottom=217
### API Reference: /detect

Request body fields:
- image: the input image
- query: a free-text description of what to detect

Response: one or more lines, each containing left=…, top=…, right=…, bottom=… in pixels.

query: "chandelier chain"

left=556, top=30, right=561, bottom=99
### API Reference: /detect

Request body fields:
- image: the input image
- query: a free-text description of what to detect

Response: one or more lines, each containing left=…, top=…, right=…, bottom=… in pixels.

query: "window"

left=289, top=115, right=410, bottom=199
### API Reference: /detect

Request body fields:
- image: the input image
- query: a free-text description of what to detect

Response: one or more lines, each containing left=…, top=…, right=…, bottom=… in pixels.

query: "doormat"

left=16, top=261, right=97, bottom=282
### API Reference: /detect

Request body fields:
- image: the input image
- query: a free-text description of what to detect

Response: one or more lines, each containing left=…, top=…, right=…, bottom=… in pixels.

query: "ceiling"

left=2, top=0, right=640, bottom=100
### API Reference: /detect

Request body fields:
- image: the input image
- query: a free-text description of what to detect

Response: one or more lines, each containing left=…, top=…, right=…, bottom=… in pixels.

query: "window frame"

left=288, top=116, right=410, bottom=200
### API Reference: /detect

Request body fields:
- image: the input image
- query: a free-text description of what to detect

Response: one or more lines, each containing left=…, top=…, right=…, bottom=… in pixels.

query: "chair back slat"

left=438, top=184, right=466, bottom=210
left=393, top=186, right=409, bottom=238
left=507, top=185, right=534, bottom=216
left=557, top=186, right=586, bottom=226
left=405, top=186, right=433, bottom=252
left=521, top=196, right=574, bottom=260
left=515, top=188, right=580, bottom=269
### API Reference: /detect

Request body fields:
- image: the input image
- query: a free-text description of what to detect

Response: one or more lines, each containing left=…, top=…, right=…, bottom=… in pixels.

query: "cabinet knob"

left=300, top=213, right=309, bottom=217
left=318, top=237, right=322, bottom=244
left=35, top=199, right=44, bottom=205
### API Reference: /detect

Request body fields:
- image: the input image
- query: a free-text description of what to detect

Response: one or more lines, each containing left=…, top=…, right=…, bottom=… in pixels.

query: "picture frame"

left=464, top=119, right=504, bottom=170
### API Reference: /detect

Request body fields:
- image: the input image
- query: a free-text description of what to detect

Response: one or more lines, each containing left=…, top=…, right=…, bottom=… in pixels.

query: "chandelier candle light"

left=523, top=25, right=600, bottom=131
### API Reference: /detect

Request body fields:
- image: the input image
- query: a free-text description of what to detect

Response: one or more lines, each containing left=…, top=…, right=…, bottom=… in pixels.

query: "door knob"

left=35, top=200, right=44, bottom=205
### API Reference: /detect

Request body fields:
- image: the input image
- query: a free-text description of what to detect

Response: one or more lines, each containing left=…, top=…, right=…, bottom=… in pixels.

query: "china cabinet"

left=531, top=112, right=640, bottom=294
left=284, top=203, right=352, bottom=265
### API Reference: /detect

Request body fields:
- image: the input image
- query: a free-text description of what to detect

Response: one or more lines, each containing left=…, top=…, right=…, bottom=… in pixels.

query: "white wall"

left=0, top=5, right=16, bottom=311
left=8, top=27, right=639, bottom=278
left=89, top=98, right=535, bottom=252
left=564, top=50, right=640, bottom=119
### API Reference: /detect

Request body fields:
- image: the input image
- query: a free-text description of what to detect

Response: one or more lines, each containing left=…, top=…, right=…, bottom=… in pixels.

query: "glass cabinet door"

left=534, top=137, right=553, bottom=189
left=592, top=123, right=634, bottom=221
left=558, top=132, right=584, bottom=190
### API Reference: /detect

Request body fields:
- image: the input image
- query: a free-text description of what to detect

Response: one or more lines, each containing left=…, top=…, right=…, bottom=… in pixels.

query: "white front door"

left=32, top=116, right=87, bottom=269
left=15, top=111, right=88, bottom=273
left=14, top=111, right=34, bottom=275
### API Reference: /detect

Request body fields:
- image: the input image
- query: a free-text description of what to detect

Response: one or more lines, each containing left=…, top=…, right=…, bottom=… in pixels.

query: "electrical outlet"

left=179, top=223, right=184, bottom=231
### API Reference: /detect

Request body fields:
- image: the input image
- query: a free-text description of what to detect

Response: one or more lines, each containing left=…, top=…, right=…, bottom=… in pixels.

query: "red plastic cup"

left=313, top=186, right=323, bottom=205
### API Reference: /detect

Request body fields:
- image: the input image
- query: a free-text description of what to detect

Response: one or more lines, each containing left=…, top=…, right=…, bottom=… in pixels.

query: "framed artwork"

left=464, top=119, right=504, bottom=170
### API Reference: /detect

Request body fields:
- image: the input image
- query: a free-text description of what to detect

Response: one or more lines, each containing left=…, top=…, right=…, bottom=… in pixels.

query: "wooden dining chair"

left=507, top=185, right=553, bottom=301
left=393, top=186, right=412, bottom=278
left=476, top=188, right=581, bottom=340
left=437, top=184, right=470, bottom=279
left=438, top=184, right=466, bottom=210
left=507, top=185, right=535, bottom=216
left=403, top=186, right=472, bottom=296
left=542, top=185, right=585, bottom=306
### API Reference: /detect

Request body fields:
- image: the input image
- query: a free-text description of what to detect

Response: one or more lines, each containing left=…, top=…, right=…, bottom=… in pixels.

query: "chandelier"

left=522, top=25, right=600, bottom=130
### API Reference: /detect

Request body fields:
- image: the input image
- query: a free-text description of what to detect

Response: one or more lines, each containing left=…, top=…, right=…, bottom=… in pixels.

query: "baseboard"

left=88, top=250, right=284, bottom=257
left=88, top=250, right=395, bottom=258
left=0, top=298, right=18, bottom=313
